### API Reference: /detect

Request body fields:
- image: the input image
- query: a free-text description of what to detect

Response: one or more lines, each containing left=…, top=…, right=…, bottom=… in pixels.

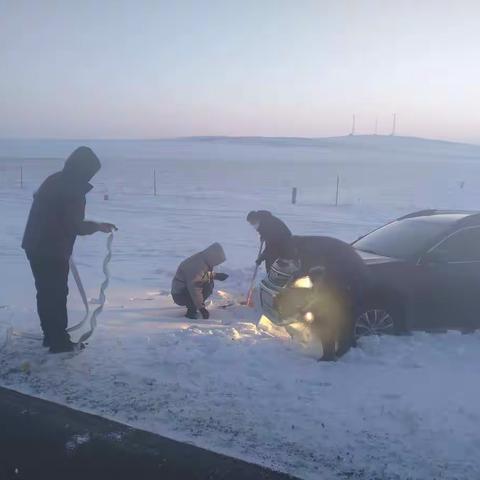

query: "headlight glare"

left=303, top=311, right=314, bottom=323
left=293, top=276, right=313, bottom=289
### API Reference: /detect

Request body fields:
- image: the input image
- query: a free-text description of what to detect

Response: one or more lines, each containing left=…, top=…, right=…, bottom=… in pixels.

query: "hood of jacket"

left=62, top=146, right=101, bottom=183
left=201, top=243, right=226, bottom=268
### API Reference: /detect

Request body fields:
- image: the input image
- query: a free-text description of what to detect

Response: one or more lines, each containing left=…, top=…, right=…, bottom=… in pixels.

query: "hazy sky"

left=1, top=0, right=479, bottom=142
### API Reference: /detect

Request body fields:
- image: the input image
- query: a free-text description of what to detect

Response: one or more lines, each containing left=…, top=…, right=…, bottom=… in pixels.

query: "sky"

left=1, top=0, right=479, bottom=142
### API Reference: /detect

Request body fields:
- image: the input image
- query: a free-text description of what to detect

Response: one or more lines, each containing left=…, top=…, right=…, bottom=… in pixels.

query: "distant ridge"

left=175, top=134, right=479, bottom=149
left=0, top=134, right=478, bottom=149
left=1, top=134, right=479, bottom=162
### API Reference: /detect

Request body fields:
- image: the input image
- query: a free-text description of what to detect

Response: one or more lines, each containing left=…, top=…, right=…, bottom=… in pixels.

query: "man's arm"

left=256, top=247, right=267, bottom=265
left=63, top=196, right=97, bottom=236
left=66, top=197, right=116, bottom=236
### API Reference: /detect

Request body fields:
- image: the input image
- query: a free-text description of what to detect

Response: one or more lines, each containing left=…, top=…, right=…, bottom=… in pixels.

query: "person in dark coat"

left=247, top=210, right=293, bottom=272
left=291, top=236, right=369, bottom=306
left=22, top=146, right=117, bottom=353
left=290, top=235, right=370, bottom=359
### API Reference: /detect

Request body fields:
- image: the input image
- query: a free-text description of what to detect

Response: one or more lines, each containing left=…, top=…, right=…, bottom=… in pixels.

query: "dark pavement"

left=0, top=387, right=297, bottom=480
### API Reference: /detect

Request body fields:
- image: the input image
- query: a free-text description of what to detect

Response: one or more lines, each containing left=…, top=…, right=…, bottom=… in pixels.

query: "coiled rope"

left=73, top=232, right=113, bottom=343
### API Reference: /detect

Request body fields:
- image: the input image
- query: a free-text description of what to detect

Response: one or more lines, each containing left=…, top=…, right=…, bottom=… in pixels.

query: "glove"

left=199, top=307, right=210, bottom=320
left=214, top=273, right=229, bottom=281
left=255, top=257, right=263, bottom=267
left=98, top=222, right=118, bottom=233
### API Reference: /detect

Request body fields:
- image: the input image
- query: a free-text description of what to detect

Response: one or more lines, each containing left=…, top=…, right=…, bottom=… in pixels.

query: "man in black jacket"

left=291, top=235, right=369, bottom=306
left=247, top=210, right=293, bottom=272
left=22, top=146, right=116, bottom=353
left=289, top=236, right=370, bottom=359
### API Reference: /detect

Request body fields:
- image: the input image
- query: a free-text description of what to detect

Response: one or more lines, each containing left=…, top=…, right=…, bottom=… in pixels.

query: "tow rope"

left=67, top=233, right=113, bottom=343
left=0, top=233, right=113, bottom=350
left=66, top=257, right=90, bottom=335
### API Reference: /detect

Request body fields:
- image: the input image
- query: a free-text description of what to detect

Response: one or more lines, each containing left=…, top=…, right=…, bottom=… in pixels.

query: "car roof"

left=397, top=210, right=480, bottom=226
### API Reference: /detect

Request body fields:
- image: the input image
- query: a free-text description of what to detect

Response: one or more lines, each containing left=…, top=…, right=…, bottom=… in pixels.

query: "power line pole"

left=374, top=117, right=378, bottom=135
left=335, top=175, right=340, bottom=206
left=391, top=113, right=397, bottom=136
left=350, top=114, right=356, bottom=136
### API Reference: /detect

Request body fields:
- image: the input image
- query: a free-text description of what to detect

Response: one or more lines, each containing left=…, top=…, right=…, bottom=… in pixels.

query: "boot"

left=42, top=337, right=50, bottom=348
left=49, top=340, right=85, bottom=354
left=185, top=308, right=197, bottom=320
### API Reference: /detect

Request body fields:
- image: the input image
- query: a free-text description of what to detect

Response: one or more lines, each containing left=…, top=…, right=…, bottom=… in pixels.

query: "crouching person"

left=171, top=243, right=229, bottom=320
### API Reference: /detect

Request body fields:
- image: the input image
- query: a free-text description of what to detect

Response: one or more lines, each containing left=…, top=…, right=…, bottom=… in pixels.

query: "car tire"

left=319, top=301, right=404, bottom=359
left=352, top=302, right=402, bottom=342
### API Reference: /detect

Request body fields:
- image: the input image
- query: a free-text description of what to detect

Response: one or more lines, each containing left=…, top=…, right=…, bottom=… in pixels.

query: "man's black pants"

left=28, top=255, right=70, bottom=346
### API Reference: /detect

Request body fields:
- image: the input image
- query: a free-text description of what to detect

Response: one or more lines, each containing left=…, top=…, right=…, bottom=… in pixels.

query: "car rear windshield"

left=354, top=219, right=451, bottom=260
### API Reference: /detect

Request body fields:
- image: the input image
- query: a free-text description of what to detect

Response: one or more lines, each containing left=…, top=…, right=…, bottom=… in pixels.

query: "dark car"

left=259, top=210, right=480, bottom=357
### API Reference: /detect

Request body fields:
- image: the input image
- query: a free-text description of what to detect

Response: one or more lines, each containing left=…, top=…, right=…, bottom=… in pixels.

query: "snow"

left=65, top=433, right=91, bottom=453
left=1, top=135, right=480, bottom=479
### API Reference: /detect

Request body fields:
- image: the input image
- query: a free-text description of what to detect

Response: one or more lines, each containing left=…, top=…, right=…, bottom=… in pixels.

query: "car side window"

left=432, top=228, right=480, bottom=262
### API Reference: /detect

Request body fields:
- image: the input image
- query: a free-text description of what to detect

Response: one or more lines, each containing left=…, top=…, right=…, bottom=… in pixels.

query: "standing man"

left=246, top=210, right=293, bottom=272
left=22, top=146, right=117, bottom=353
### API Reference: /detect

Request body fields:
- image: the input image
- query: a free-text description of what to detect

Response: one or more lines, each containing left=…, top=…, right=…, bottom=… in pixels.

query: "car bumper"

left=259, top=279, right=281, bottom=321
left=259, top=279, right=302, bottom=326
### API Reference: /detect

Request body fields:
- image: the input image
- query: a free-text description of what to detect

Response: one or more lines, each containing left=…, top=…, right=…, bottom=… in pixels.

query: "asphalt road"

left=0, top=387, right=298, bottom=480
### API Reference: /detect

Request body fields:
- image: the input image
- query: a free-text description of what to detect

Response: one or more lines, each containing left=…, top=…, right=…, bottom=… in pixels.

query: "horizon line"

left=0, top=134, right=478, bottom=147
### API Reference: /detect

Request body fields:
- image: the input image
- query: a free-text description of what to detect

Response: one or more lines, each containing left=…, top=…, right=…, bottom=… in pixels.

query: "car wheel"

left=354, top=307, right=395, bottom=340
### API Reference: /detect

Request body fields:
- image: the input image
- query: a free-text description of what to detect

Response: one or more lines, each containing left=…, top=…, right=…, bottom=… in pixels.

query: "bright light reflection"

left=293, top=276, right=313, bottom=289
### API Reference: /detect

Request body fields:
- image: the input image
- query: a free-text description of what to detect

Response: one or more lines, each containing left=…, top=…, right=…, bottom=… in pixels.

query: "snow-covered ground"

left=1, top=135, right=480, bottom=479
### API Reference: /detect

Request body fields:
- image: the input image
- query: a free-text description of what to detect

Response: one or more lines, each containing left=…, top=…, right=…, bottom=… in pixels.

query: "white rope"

left=0, top=233, right=113, bottom=350
left=75, top=233, right=113, bottom=343
left=0, top=309, right=14, bottom=350
left=66, top=258, right=90, bottom=334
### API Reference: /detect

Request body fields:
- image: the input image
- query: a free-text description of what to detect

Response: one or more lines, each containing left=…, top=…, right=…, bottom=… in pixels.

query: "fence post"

left=20, top=166, right=23, bottom=189
left=153, top=168, right=157, bottom=196
left=335, top=175, right=340, bottom=206
left=291, top=187, right=297, bottom=204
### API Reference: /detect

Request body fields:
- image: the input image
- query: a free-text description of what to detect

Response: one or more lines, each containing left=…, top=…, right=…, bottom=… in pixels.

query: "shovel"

left=242, top=241, right=264, bottom=307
